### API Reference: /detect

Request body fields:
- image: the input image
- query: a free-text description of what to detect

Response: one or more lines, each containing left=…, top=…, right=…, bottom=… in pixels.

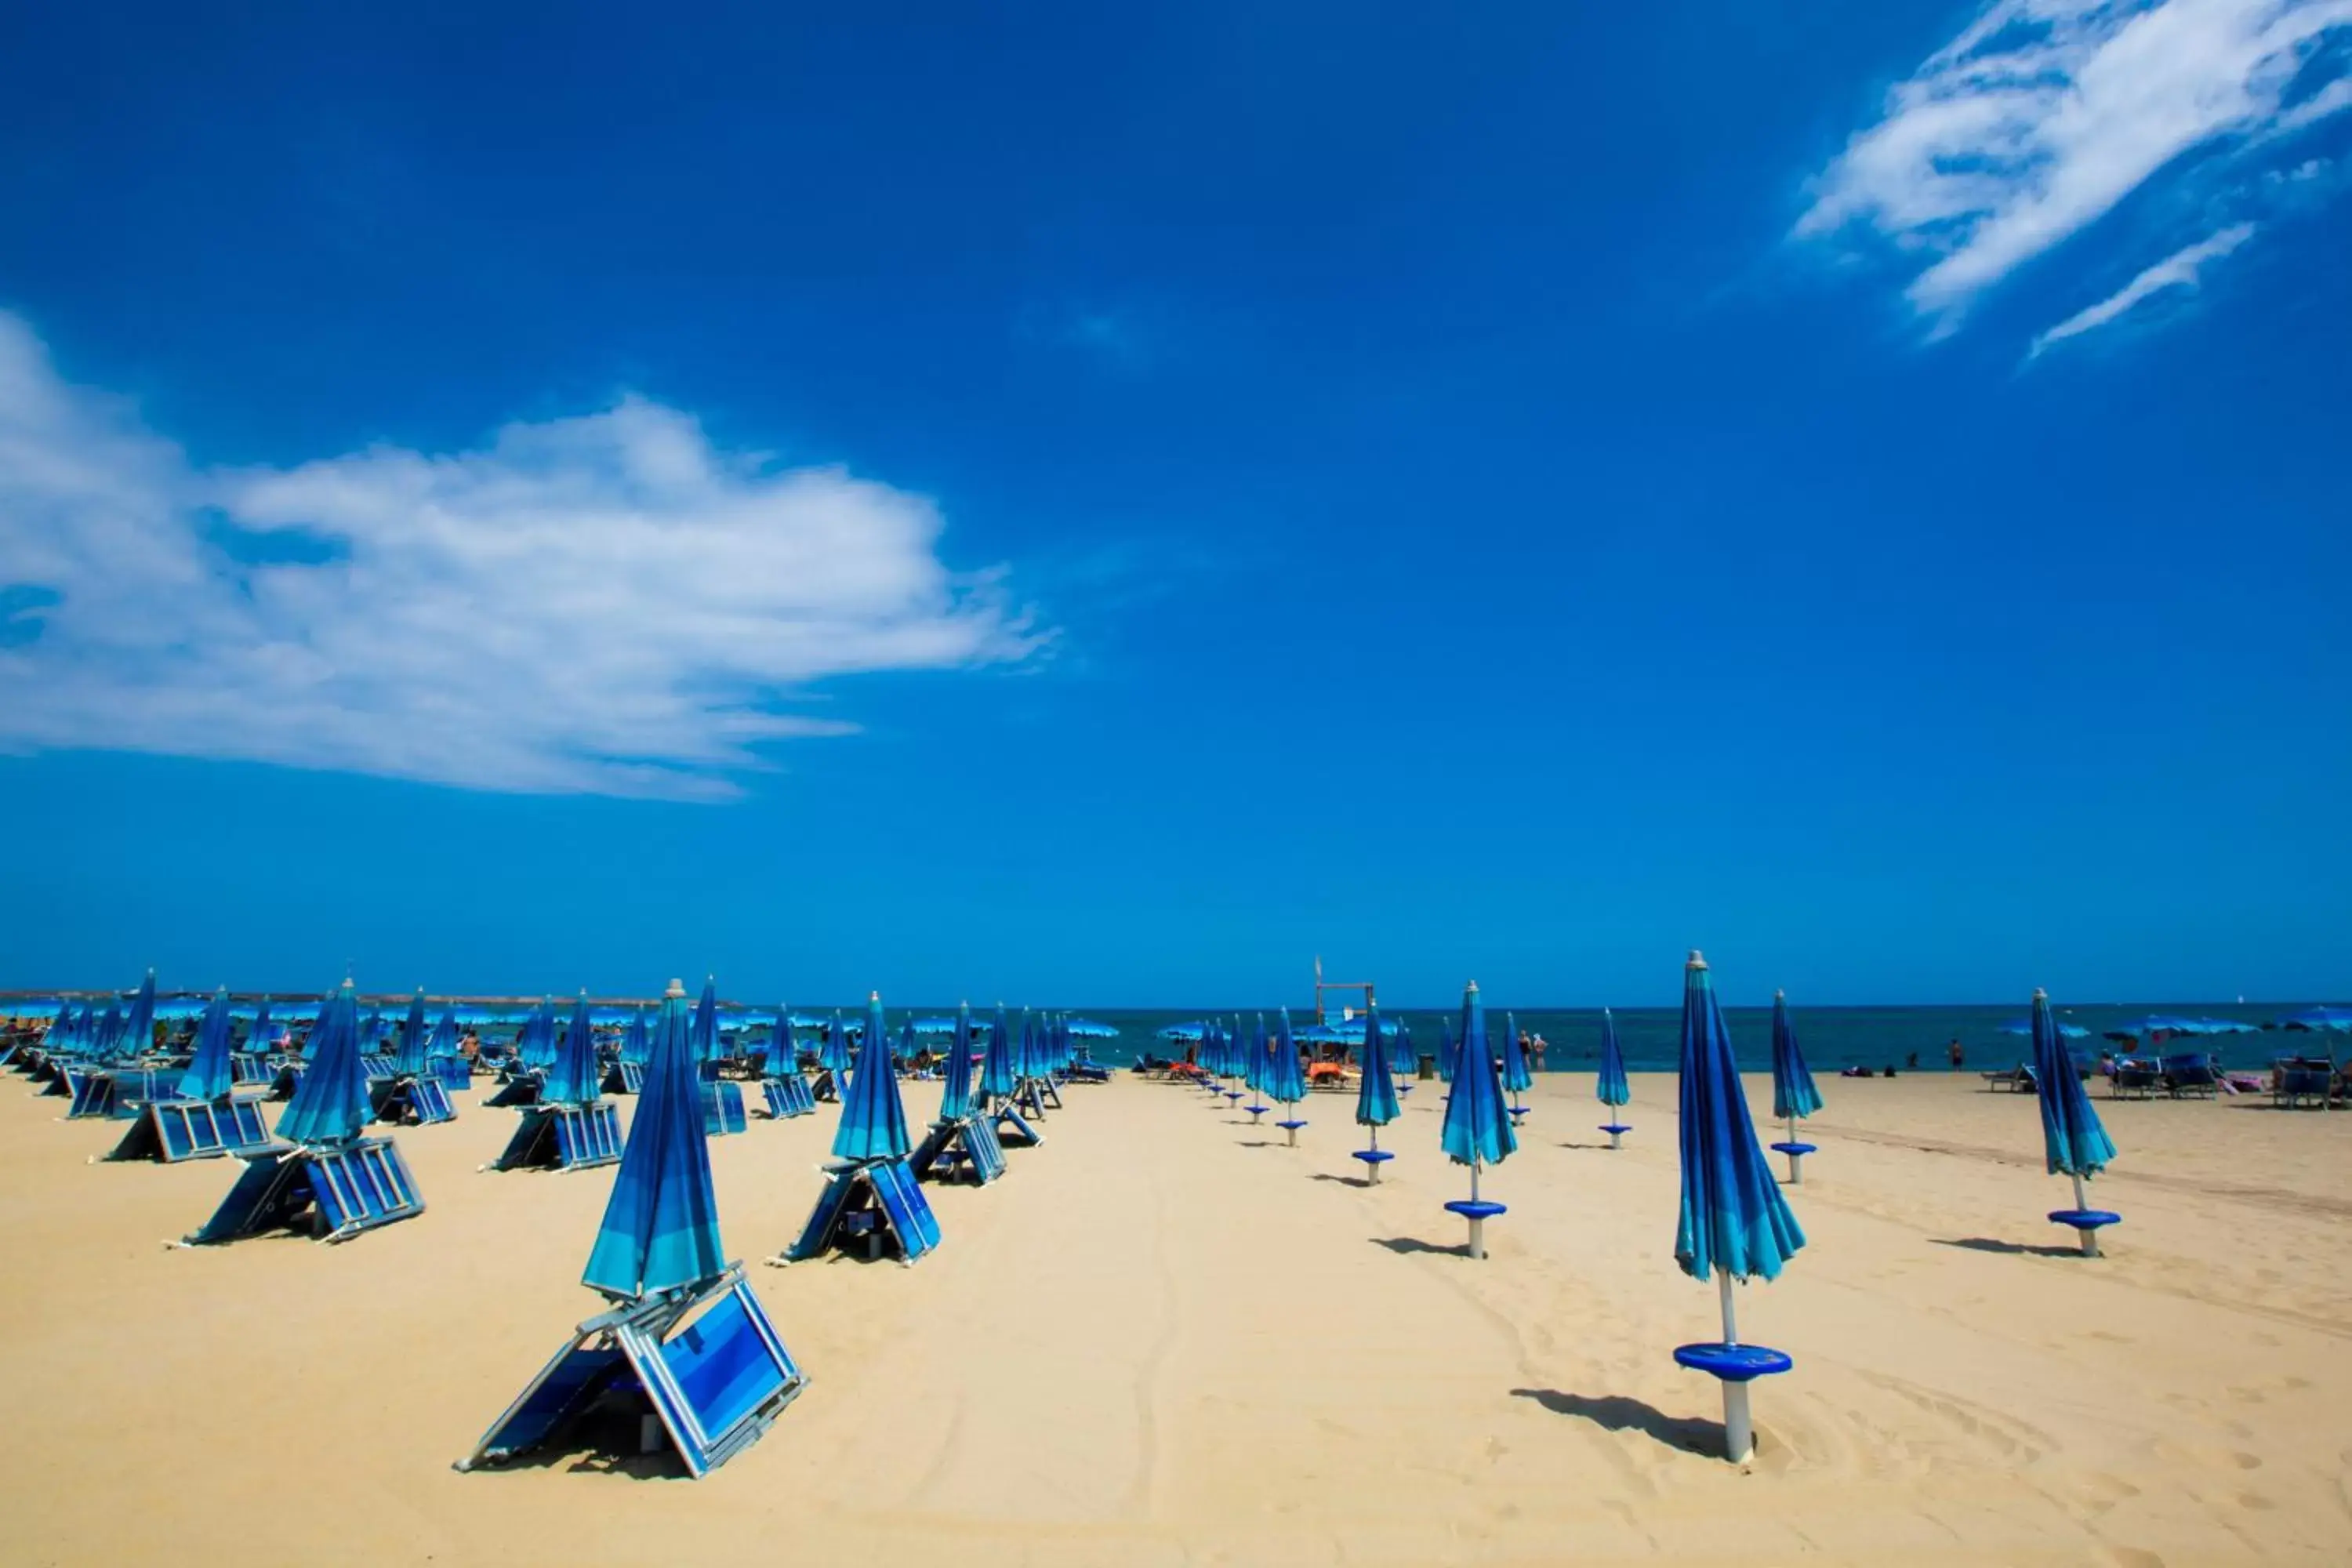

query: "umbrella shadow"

left=1232, top=1138, right=1279, bottom=1149
left=1510, top=1388, right=1721, bottom=1456
left=1370, top=1235, right=1467, bottom=1258
left=1309, top=1172, right=1371, bottom=1189
left=1558, top=1141, right=1616, bottom=1151
left=1933, top=1236, right=2085, bottom=1260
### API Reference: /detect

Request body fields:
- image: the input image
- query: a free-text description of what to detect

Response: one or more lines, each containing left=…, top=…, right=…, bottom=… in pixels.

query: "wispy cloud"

left=1796, top=0, right=2352, bottom=330
left=0, top=313, right=1040, bottom=800
left=2029, top=221, right=2258, bottom=351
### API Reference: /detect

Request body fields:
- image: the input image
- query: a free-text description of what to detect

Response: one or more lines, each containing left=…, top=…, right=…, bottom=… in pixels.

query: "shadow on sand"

left=1510, top=1388, right=1721, bottom=1456
left=1932, top=1236, right=2085, bottom=1260
left=1370, top=1235, right=1466, bottom=1258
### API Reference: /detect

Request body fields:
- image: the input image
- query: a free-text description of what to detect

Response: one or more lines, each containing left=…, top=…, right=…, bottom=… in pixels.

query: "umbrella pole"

left=1787, top=1112, right=1802, bottom=1184
left=1467, top=1161, right=1486, bottom=1260
left=1368, top=1123, right=1381, bottom=1183
left=2070, top=1170, right=2099, bottom=1257
left=1718, top=1272, right=1754, bottom=1463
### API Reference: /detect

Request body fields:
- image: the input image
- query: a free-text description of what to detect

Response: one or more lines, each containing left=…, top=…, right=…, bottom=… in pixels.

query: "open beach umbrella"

left=1670, top=951, right=1805, bottom=1464
left=583, top=979, right=725, bottom=1299
left=620, top=1006, right=652, bottom=1065
left=545, top=993, right=602, bottom=1106
left=978, top=1005, right=1016, bottom=1104
left=1597, top=1007, right=1632, bottom=1147
left=1065, top=1017, right=1116, bottom=1040
left=1352, top=1002, right=1401, bottom=1181
left=2001, top=1018, right=2089, bottom=1039
left=764, top=1008, right=797, bottom=1080
left=2030, top=988, right=2119, bottom=1255
left=937, top=1002, right=976, bottom=1122
left=396, top=990, right=430, bottom=1079
left=1269, top=1008, right=1308, bottom=1144
left=1501, top=1010, right=1533, bottom=1122
left=2279, top=1005, right=2352, bottom=1033
left=1766, top=991, right=1823, bottom=1184
left=834, top=993, right=913, bottom=1162
left=177, top=987, right=235, bottom=1103
left=278, top=979, right=372, bottom=1148
left=1439, top=982, right=1515, bottom=1258
left=691, top=978, right=720, bottom=1069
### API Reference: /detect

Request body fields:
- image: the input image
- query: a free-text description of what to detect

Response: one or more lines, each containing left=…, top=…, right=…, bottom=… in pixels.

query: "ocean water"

left=1025, top=1001, right=2337, bottom=1076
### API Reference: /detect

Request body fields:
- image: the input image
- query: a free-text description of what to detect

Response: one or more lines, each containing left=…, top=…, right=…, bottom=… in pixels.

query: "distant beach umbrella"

left=1766, top=991, right=1823, bottom=1185
left=397, top=989, right=430, bottom=1079
left=582, top=979, right=726, bottom=1298
left=1439, top=982, right=1515, bottom=1258
left=1596, top=1008, right=1632, bottom=1148
left=1065, top=1017, right=1117, bottom=1039
left=279, top=979, right=372, bottom=1148
left=1352, top=1002, right=1401, bottom=1181
left=1501, top=1010, right=1533, bottom=1123
left=978, top=1005, right=1016, bottom=1102
left=1270, top=1007, right=1308, bottom=1145
left=691, top=978, right=721, bottom=1069
left=1390, top=1018, right=1417, bottom=1098
left=2000, top=1018, right=2089, bottom=1039
left=2279, top=1005, right=2352, bottom=1033
left=1436, top=1015, right=1456, bottom=1083
left=520, top=999, right=559, bottom=1071
left=764, top=1008, right=797, bottom=1080
left=122, top=968, right=158, bottom=1058
left=177, top=986, right=235, bottom=1103
left=938, top=1002, right=976, bottom=1122
left=822, top=1011, right=854, bottom=1079
left=426, top=1007, right=461, bottom=1063
left=1242, top=1014, right=1272, bottom=1123
left=834, top=992, right=913, bottom=1162
left=248, top=998, right=277, bottom=1055
left=545, top=993, right=603, bottom=1106
left=1669, top=951, right=1804, bottom=1464
left=621, top=1006, right=652, bottom=1065
left=898, top=1017, right=916, bottom=1070
left=2031, top=987, right=2120, bottom=1256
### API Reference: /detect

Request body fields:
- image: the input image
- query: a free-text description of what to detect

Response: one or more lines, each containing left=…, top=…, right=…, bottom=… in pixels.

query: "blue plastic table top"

left=1444, top=1199, right=1508, bottom=1221
left=1351, top=1149, right=1395, bottom=1163
left=1769, top=1141, right=1819, bottom=1157
left=1599, top=1123, right=1631, bottom=1135
left=2047, top=1208, right=2122, bottom=1230
left=1672, top=1342, right=1794, bottom=1382
left=1276, top=1119, right=1308, bottom=1131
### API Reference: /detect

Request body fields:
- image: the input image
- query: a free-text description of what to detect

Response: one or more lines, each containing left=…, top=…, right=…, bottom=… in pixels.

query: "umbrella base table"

left=1276, top=1118, right=1306, bottom=1146
left=1769, top=1140, right=1817, bottom=1184
left=1351, top=1149, right=1393, bottom=1184
left=1599, top=1122, right=1630, bottom=1149
left=2048, top=1207, right=2121, bottom=1257
left=1444, top=1198, right=1507, bottom=1260
left=1674, top=1341, right=1794, bottom=1465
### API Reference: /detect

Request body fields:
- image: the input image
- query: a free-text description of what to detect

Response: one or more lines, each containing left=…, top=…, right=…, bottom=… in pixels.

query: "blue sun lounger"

left=779, top=1157, right=941, bottom=1265
left=105, top=1097, right=282, bottom=1163
left=909, top=1115, right=1007, bottom=1185
left=701, top=1080, right=747, bottom=1137
left=760, top=1075, right=816, bottom=1119
left=602, top=1059, right=645, bottom=1096
left=372, top=1075, right=458, bottom=1126
left=181, top=1137, right=425, bottom=1245
left=485, top=1069, right=543, bottom=1109
left=456, top=1263, right=807, bottom=1480
left=487, top=1102, right=625, bottom=1172
left=989, top=1102, right=1042, bottom=1149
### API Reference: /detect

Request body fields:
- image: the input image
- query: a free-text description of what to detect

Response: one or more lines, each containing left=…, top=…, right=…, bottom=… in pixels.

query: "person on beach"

left=1947, top=1037, right=1964, bottom=1071
left=1529, top=1032, right=1548, bottom=1069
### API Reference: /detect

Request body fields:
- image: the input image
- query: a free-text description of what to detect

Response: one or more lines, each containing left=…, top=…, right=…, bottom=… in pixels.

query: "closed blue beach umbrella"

left=1596, top=1008, right=1632, bottom=1148
left=978, top=1005, right=1016, bottom=1103
left=249, top=998, right=277, bottom=1055
left=620, top=1006, right=652, bottom=1065
left=1352, top=1003, right=1401, bottom=1181
left=1436, top=1015, right=1456, bottom=1083
left=279, top=979, right=372, bottom=1147
left=834, top=992, right=912, bottom=1162
left=691, top=978, right=720, bottom=1069
left=764, top=1008, right=797, bottom=1080
left=1389, top=1017, right=1416, bottom=1098
left=822, top=1011, right=854, bottom=1080
left=1242, top=1014, right=1272, bottom=1122
left=1766, top=991, right=1823, bottom=1184
left=545, top=993, right=602, bottom=1106
left=397, top=990, right=430, bottom=1079
left=938, top=1002, right=975, bottom=1121
left=122, top=969, right=158, bottom=1058
left=1270, top=1008, right=1308, bottom=1145
left=583, top=979, right=726, bottom=1298
left=1670, top=951, right=1804, bottom=1464
left=178, top=986, right=235, bottom=1103
left=521, top=999, right=558, bottom=1071
left=2031, top=987, right=2120, bottom=1256
left=1501, top=1010, right=1533, bottom=1122
left=1439, top=982, right=1516, bottom=1258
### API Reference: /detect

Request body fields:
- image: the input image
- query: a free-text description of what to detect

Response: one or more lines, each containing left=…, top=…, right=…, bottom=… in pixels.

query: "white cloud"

left=1797, top=0, right=2352, bottom=325
left=2028, top=220, right=2257, bottom=350
left=0, top=314, right=1040, bottom=800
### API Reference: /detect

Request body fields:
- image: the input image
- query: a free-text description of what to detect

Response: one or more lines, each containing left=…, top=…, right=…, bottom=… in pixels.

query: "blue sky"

left=2, top=2, right=2347, bottom=1007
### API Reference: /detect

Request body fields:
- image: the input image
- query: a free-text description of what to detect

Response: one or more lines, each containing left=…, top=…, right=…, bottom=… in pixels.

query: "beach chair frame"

left=601, top=1059, right=645, bottom=1096
left=779, top=1156, right=942, bottom=1265
left=700, top=1080, right=747, bottom=1137
left=181, top=1136, right=425, bottom=1245
left=106, top=1097, right=281, bottom=1163
left=488, top=1102, right=624, bottom=1172
left=909, top=1114, right=1008, bottom=1185
left=372, top=1075, right=458, bottom=1127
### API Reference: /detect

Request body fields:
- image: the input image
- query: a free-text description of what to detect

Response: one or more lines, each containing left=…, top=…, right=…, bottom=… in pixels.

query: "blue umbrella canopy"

left=898, top=1018, right=916, bottom=1066
left=1440, top=983, right=1517, bottom=1167
left=1065, top=1017, right=1117, bottom=1039
left=583, top=980, right=726, bottom=1299
left=834, top=992, right=913, bottom=1161
left=397, top=990, right=430, bottom=1078
left=2031, top=988, right=2117, bottom=1178
left=520, top=999, right=559, bottom=1070
left=121, top=969, right=158, bottom=1058
left=1389, top=1018, right=1417, bottom=1076
left=764, top=1007, right=797, bottom=1080
left=1354, top=1003, right=1400, bottom=1127
left=1501, top=1012, right=1533, bottom=1096
left=1268, top=1010, right=1306, bottom=1105
left=821, top=1011, right=854, bottom=1076
left=426, top=1007, right=461, bottom=1061
left=545, top=993, right=603, bottom=1106
left=1436, top=1016, right=1457, bottom=1083
left=1156, top=1021, right=1207, bottom=1042
left=248, top=998, right=277, bottom=1054
left=1244, top=1014, right=1269, bottom=1093
left=2001, top=1018, right=2089, bottom=1038
left=691, top=978, right=720, bottom=1066
left=1596, top=1008, right=1632, bottom=1108
left=620, top=1006, right=652, bottom=1065
left=938, top=1001, right=976, bottom=1121
left=1673, top=953, right=1805, bottom=1283
left=2279, top=1005, right=2352, bottom=1033
left=1769, top=992, right=1822, bottom=1122
left=978, top=1005, right=1016, bottom=1101
left=278, top=980, right=373, bottom=1148
left=177, top=987, right=235, bottom=1102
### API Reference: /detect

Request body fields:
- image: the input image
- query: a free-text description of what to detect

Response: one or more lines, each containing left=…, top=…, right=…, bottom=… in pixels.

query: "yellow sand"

left=3, top=1067, right=2349, bottom=1566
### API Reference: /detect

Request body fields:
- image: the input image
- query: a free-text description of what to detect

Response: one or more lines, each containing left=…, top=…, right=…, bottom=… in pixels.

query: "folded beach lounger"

left=456, top=1264, right=806, bottom=1480
left=485, top=1070, right=544, bottom=1109
left=909, top=1114, right=1007, bottom=1185
left=601, top=1059, right=644, bottom=1096
left=372, top=1074, right=458, bottom=1126
left=701, top=1080, right=747, bottom=1137
left=488, top=1102, right=624, bottom=1171
left=780, top=1156, right=942, bottom=1265
left=182, top=1136, right=425, bottom=1245
left=989, top=1102, right=1043, bottom=1149
left=760, top=1076, right=815, bottom=1119
left=106, top=1097, right=281, bottom=1163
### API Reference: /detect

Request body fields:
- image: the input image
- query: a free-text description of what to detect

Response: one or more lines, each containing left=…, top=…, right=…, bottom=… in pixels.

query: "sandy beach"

left=3, top=1068, right=2349, bottom=1566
